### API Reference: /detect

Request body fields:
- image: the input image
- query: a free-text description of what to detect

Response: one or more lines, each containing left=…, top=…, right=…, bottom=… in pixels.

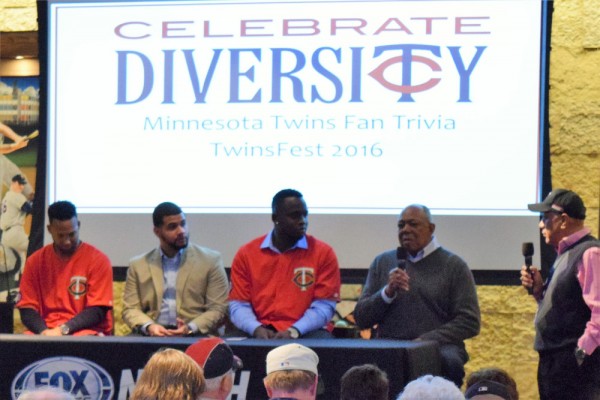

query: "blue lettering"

left=49, top=371, right=72, bottom=391
left=70, top=370, right=90, bottom=395
left=311, top=47, right=342, bottom=103
left=34, top=372, right=49, bottom=386
left=447, top=46, right=486, bottom=102
left=183, top=49, right=222, bottom=104
left=163, top=50, right=175, bottom=104
left=350, top=47, right=363, bottom=102
left=271, top=48, right=305, bottom=103
left=229, top=49, right=261, bottom=103
left=116, top=50, right=154, bottom=104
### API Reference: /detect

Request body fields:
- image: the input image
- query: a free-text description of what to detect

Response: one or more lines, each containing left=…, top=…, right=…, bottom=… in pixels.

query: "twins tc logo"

left=293, top=267, right=315, bottom=291
left=369, top=44, right=487, bottom=102
left=69, top=276, right=88, bottom=300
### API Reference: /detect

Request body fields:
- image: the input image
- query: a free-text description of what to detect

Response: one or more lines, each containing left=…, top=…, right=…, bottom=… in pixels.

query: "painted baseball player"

left=1, top=174, right=33, bottom=271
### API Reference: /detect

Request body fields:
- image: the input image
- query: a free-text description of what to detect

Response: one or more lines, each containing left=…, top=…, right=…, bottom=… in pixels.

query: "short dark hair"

left=272, top=189, right=303, bottom=214
left=466, top=367, right=518, bottom=400
left=153, top=202, right=183, bottom=227
left=340, top=364, right=389, bottom=400
left=48, top=201, right=77, bottom=222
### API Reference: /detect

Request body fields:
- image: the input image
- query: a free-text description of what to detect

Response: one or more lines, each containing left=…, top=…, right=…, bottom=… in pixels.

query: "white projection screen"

left=42, top=0, right=549, bottom=271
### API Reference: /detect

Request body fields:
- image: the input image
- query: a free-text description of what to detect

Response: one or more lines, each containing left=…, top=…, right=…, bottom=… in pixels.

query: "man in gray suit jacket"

left=122, top=202, right=229, bottom=336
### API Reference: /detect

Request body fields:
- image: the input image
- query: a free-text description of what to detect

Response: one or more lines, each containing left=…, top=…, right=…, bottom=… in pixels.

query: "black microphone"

left=396, top=247, right=407, bottom=271
left=522, top=242, right=534, bottom=295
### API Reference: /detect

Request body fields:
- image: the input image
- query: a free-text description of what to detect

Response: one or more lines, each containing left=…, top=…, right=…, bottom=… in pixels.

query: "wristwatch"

left=575, top=347, right=587, bottom=364
left=287, top=326, right=300, bottom=339
left=186, top=324, right=194, bottom=337
left=59, top=324, right=70, bottom=336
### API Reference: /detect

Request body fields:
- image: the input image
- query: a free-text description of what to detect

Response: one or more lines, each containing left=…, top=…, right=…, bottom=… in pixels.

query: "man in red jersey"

left=17, top=201, right=113, bottom=335
left=228, top=189, right=340, bottom=339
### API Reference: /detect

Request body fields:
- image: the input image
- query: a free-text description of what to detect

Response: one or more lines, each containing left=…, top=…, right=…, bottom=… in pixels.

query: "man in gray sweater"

left=354, top=204, right=480, bottom=387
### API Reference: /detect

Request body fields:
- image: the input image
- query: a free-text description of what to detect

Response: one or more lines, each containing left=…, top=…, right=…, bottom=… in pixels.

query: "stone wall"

left=550, top=0, right=600, bottom=237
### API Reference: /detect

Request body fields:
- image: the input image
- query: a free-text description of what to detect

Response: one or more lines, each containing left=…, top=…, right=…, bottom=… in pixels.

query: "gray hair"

left=397, top=375, right=464, bottom=400
left=401, top=204, right=433, bottom=223
left=18, top=386, right=76, bottom=400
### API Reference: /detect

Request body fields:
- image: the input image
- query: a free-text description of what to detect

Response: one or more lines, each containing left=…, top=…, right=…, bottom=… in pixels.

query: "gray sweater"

left=354, top=247, right=480, bottom=347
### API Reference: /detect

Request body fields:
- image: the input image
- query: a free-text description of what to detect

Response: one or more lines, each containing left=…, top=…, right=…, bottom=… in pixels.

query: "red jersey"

left=17, top=242, right=113, bottom=335
left=229, top=234, right=340, bottom=331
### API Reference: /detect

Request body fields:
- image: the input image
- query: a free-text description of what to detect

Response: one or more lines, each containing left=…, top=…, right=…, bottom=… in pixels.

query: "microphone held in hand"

left=522, top=242, right=534, bottom=295
left=397, top=247, right=407, bottom=271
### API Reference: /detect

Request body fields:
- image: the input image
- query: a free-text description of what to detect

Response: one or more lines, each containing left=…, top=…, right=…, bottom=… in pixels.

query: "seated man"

left=228, top=189, right=341, bottom=339
left=264, top=343, right=320, bottom=400
left=123, top=202, right=229, bottom=336
left=17, top=201, right=113, bottom=335
left=354, top=204, right=480, bottom=387
left=185, top=337, right=243, bottom=400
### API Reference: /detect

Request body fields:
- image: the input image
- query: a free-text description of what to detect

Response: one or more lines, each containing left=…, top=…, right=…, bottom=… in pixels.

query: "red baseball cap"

left=185, top=338, right=243, bottom=379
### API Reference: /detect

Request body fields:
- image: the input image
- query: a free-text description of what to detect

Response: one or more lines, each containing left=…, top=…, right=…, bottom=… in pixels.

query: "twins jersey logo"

left=69, top=276, right=88, bottom=300
left=293, top=267, right=315, bottom=291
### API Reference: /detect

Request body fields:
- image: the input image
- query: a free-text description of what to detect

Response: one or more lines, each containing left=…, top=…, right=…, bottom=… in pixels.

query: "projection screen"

left=42, top=0, right=549, bottom=270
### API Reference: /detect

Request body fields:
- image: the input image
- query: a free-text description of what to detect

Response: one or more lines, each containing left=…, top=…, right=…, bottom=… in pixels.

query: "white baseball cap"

left=266, top=343, right=319, bottom=375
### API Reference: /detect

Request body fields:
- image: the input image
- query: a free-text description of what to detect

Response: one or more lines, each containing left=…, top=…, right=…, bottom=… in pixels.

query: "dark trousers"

left=225, top=325, right=333, bottom=339
left=439, top=344, right=468, bottom=388
left=538, top=346, right=600, bottom=400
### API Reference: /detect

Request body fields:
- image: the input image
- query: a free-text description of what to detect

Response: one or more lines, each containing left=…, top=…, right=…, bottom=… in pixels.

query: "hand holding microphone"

left=520, top=242, right=543, bottom=298
left=385, top=247, right=410, bottom=296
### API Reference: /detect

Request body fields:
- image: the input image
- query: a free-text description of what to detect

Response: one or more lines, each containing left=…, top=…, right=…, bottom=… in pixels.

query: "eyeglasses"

left=541, top=210, right=563, bottom=222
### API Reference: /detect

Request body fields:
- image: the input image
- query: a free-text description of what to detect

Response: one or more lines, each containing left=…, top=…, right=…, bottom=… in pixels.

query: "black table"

left=0, top=334, right=440, bottom=399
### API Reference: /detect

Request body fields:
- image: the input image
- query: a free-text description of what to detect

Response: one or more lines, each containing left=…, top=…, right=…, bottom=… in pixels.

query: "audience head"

left=17, top=386, right=75, bottom=400
left=398, top=204, right=435, bottom=256
left=397, top=375, right=464, bottom=400
left=47, top=201, right=80, bottom=256
left=465, top=367, right=518, bottom=400
left=130, top=348, right=205, bottom=400
left=185, top=338, right=243, bottom=400
left=264, top=343, right=319, bottom=400
left=340, top=363, right=389, bottom=400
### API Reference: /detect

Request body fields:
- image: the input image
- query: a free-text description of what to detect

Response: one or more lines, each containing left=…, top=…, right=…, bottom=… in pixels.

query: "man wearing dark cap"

left=521, top=189, right=600, bottom=400
left=185, top=337, right=243, bottom=400
left=465, top=367, right=518, bottom=400
left=465, top=380, right=512, bottom=400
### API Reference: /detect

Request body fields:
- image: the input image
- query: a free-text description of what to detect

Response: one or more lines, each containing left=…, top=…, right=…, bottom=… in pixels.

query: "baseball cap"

left=266, top=343, right=319, bottom=375
left=11, top=174, right=27, bottom=185
left=527, top=189, right=586, bottom=219
left=465, top=380, right=511, bottom=399
left=185, top=338, right=243, bottom=379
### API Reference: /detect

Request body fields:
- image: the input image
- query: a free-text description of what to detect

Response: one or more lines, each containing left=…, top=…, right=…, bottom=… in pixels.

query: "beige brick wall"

left=0, top=0, right=37, bottom=32
left=4, top=2, right=599, bottom=400
left=550, top=0, right=600, bottom=237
